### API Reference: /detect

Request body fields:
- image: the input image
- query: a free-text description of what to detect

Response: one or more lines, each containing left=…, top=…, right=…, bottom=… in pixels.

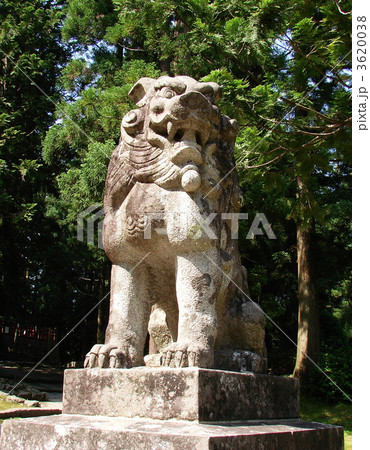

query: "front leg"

left=85, top=262, right=151, bottom=368
left=162, top=249, right=221, bottom=368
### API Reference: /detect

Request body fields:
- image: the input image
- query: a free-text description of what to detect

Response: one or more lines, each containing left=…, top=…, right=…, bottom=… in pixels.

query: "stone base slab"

left=0, top=414, right=344, bottom=450
left=63, top=367, right=299, bottom=421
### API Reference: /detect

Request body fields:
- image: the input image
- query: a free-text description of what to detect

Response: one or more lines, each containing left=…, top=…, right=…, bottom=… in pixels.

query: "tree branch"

left=281, top=97, right=342, bottom=124
left=241, top=150, right=288, bottom=169
left=333, top=0, right=351, bottom=15
left=285, top=34, right=351, bottom=88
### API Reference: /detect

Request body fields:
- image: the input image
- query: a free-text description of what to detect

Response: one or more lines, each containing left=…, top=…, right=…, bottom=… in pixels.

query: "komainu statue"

left=85, top=76, right=267, bottom=371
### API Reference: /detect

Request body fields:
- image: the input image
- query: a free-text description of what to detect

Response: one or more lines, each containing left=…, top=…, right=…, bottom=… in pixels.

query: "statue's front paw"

left=161, top=342, right=212, bottom=368
left=84, top=344, right=132, bottom=368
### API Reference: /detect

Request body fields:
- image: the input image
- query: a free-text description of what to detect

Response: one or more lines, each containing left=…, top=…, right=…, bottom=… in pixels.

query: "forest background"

left=0, top=0, right=352, bottom=405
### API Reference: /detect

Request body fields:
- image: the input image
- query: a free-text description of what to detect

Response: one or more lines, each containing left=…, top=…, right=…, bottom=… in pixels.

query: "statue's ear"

left=128, top=77, right=154, bottom=107
left=209, top=83, right=222, bottom=103
left=198, top=82, right=222, bottom=104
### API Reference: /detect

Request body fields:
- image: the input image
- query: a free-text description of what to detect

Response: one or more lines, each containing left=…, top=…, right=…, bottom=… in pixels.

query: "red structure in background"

left=0, top=322, right=57, bottom=342
left=0, top=320, right=58, bottom=363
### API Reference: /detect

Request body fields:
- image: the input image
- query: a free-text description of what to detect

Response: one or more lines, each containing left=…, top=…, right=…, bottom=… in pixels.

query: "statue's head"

left=119, top=76, right=238, bottom=194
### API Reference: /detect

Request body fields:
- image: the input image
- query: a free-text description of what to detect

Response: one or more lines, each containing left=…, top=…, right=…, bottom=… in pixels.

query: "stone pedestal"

left=63, top=368, right=300, bottom=421
left=0, top=368, right=344, bottom=449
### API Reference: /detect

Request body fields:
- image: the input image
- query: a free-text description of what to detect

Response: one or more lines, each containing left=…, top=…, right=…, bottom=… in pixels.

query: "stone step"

left=0, top=414, right=344, bottom=450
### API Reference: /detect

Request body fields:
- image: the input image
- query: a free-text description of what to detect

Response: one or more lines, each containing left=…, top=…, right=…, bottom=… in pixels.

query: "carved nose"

left=179, top=91, right=210, bottom=110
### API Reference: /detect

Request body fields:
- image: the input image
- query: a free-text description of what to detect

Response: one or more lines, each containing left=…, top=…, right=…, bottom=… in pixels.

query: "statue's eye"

left=159, top=87, right=176, bottom=99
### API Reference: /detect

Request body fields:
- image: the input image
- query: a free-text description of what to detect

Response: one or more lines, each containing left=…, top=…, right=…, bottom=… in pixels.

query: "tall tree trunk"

left=97, top=265, right=110, bottom=344
left=116, top=43, right=123, bottom=66
left=293, top=177, right=320, bottom=380
left=96, top=272, right=106, bottom=344
left=96, top=301, right=104, bottom=344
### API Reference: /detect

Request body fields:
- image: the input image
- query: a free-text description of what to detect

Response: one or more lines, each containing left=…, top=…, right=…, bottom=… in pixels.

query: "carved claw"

left=161, top=342, right=211, bottom=368
left=109, top=348, right=130, bottom=368
left=84, top=344, right=103, bottom=368
left=175, top=348, right=187, bottom=368
left=98, top=344, right=118, bottom=368
left=84, top=344, right=132, bottom=368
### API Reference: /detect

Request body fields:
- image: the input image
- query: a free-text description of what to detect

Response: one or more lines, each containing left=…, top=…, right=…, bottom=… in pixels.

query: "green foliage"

left=62, top=0, right=118, bottom=46
left=0, top=0, right=70, bottom=323
left=201, top=69, right=250, bottom=122
left=299, top=301, right=351, bottom=403
left=300, top=394, right=352, bottom=448
left=0, top=394, right=27, bottom=411
left=60, top=59, right=95, bottom=95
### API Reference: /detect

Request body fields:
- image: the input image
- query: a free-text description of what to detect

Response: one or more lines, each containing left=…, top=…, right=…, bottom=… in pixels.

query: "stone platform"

left=0, top=414, right=344, bottom=449
left=63, top=367, right=299, bottom=421
left=0, top=368, right=344, bottom=449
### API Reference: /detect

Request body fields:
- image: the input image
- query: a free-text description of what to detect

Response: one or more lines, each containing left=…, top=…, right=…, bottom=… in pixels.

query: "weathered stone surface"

left=148, top=307, right=173, bottom=353
left=0, top=414, right=344, bottom=450
left=144, top=353, right=163, bottom=367
left=145, top=350, right=268, bottom=373
left=147, top=304, right=268, bottom=373
left=63, top=368, right=299, bottom=421
left=18, top=390, right=49, bottom=401
left=24, top=400, right=41, bottom=408
left=0, top=378, right=50, bottom=402
left=224, top=299, right=267, bottom=358
left=84, top=75, right=267, bottom=371
left=214, top=349, right=267, bottom=373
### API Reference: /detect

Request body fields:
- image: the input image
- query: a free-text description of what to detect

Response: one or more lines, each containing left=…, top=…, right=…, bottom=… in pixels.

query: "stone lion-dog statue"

left=85, top=76, right=266, bottom=371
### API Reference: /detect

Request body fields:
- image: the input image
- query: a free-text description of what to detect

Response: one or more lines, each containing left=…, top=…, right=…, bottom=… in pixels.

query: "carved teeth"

left=167, top=122, right=176, bottom=140
left=167, top=120, right=210, bottom=147
left=201, top=130, right=209, bottom=146
left=204, top=143, right=217, bottom=156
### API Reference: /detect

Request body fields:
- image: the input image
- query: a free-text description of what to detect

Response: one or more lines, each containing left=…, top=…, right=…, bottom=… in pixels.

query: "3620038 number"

left=357, top=17, right=367, bottom=70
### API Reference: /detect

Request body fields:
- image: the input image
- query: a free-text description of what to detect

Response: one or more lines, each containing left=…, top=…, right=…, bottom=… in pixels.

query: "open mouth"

left=167, top=122, right=209, bottom=147
left=149, top=120, right=210, bottom=148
